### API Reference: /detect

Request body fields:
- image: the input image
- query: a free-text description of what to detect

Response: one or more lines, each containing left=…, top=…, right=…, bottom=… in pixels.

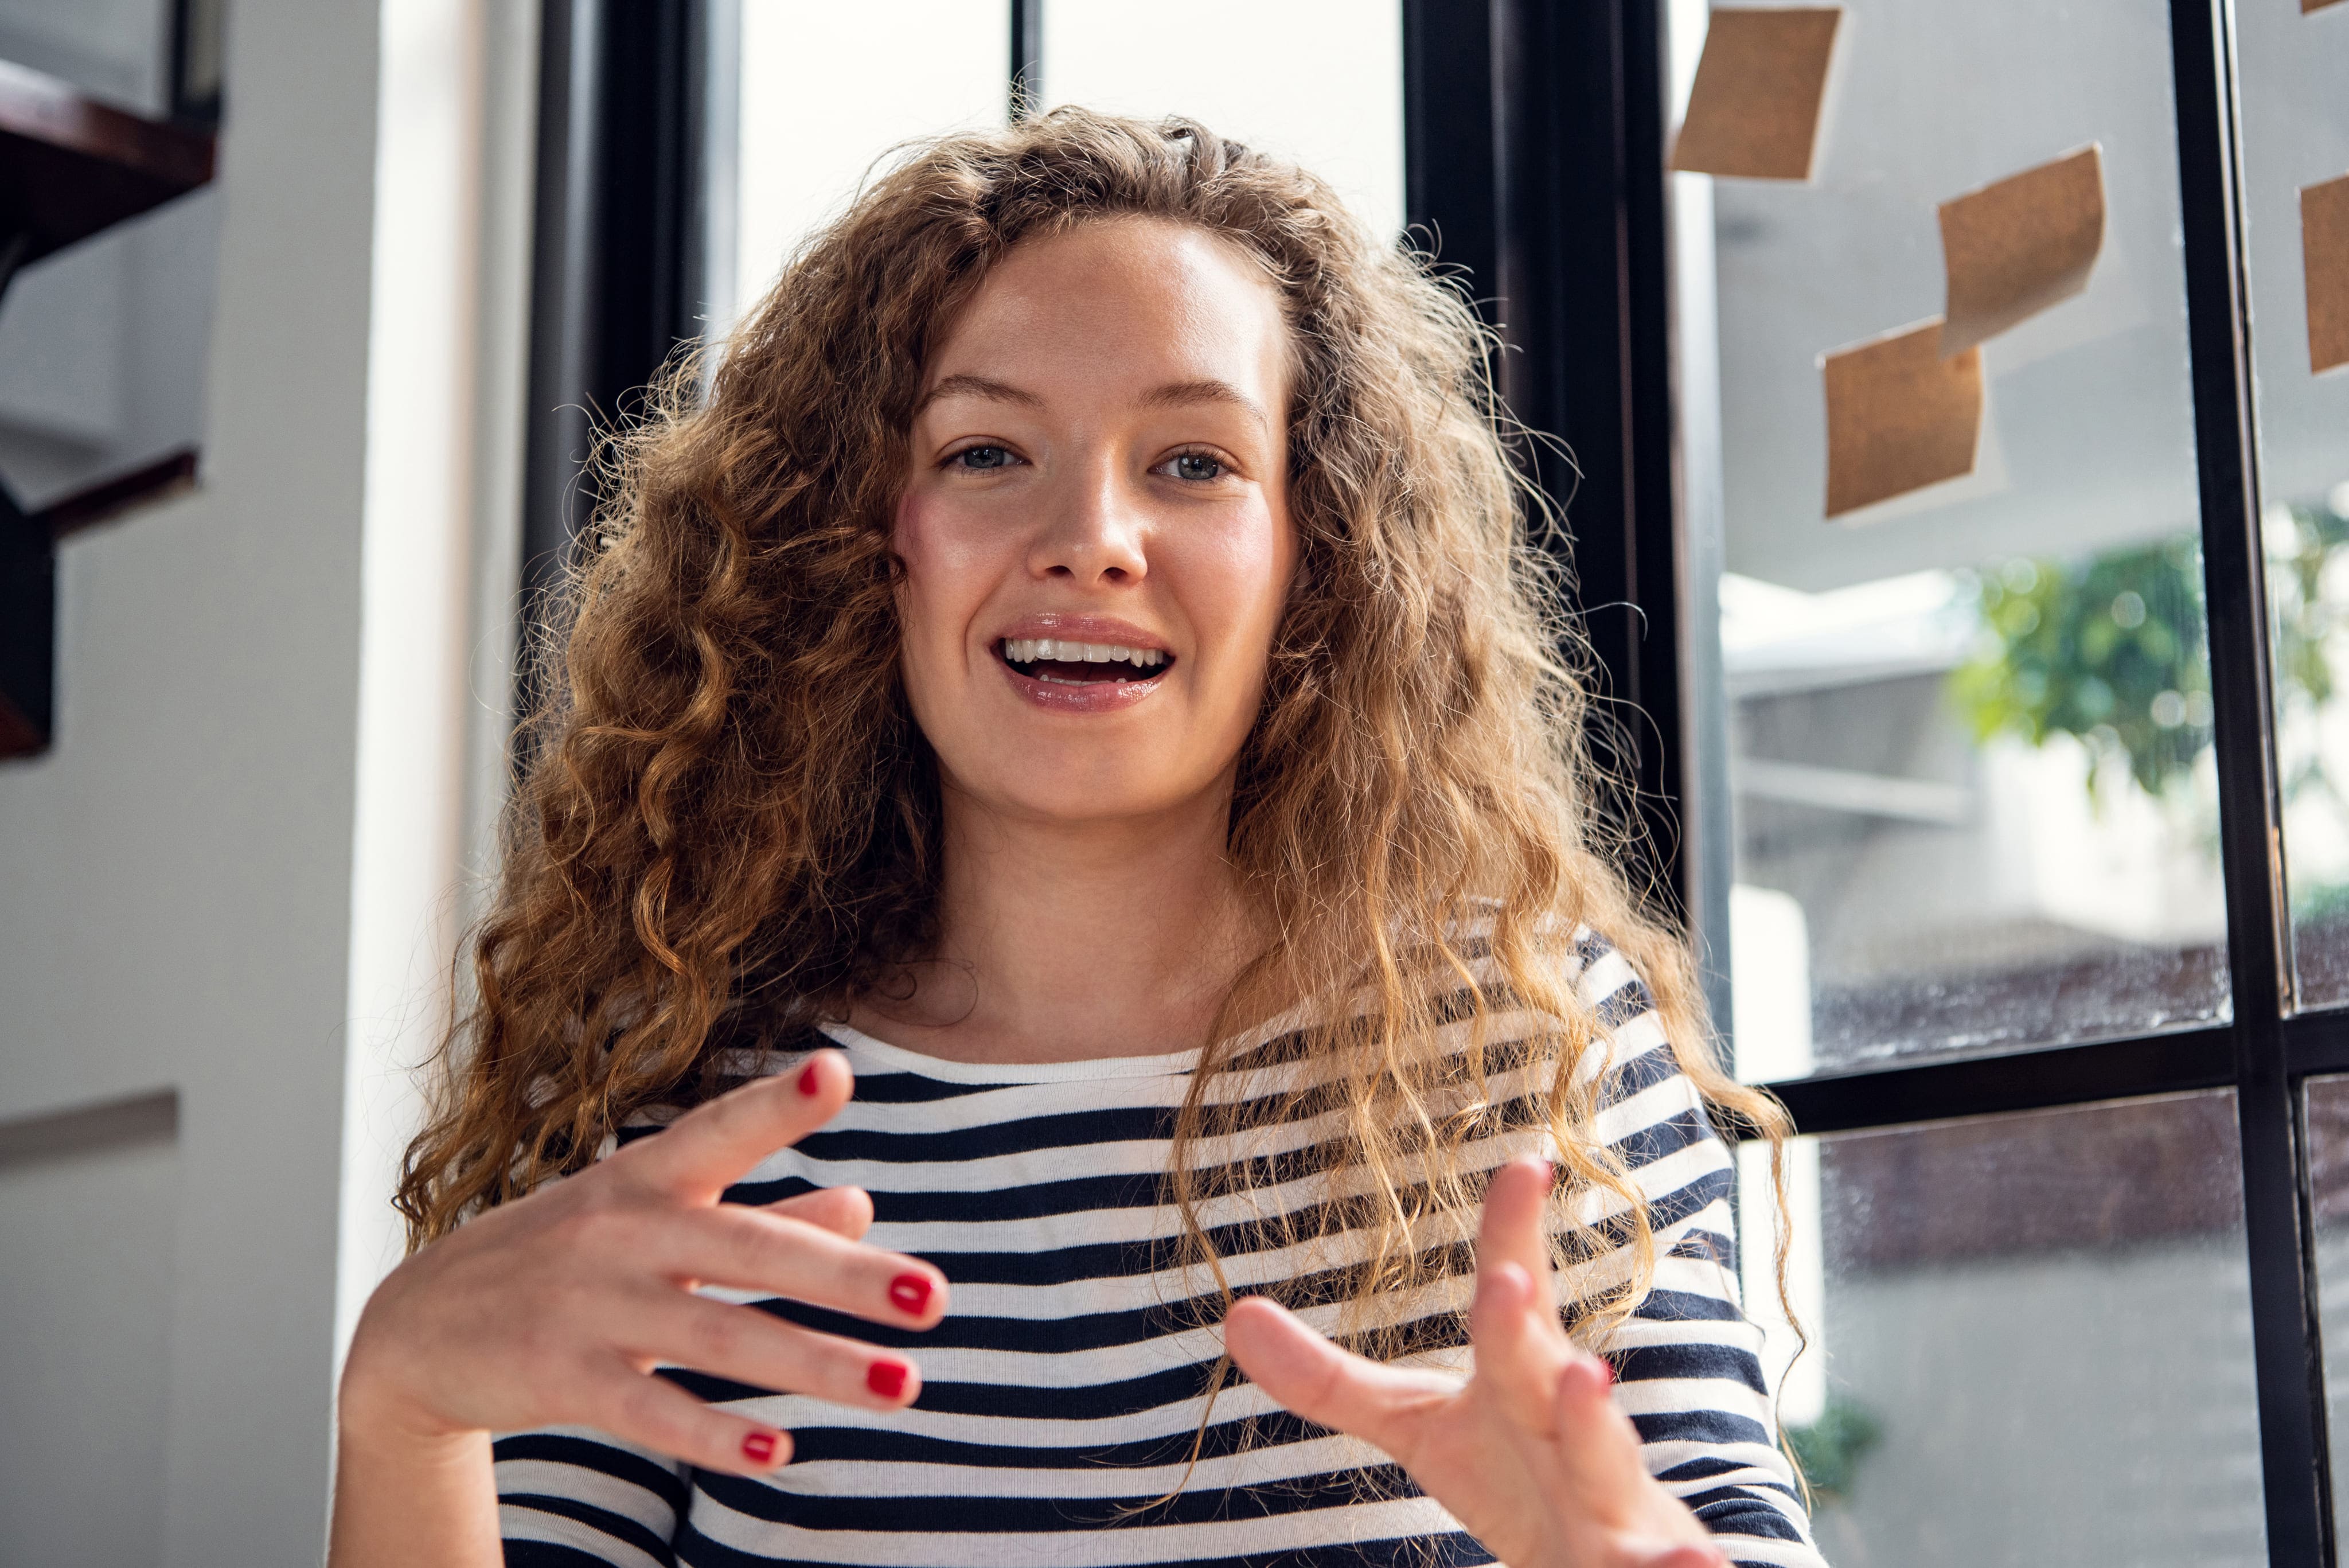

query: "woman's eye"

left=951, top=445, right=1016, bottom=471
left=1162, top=452, right=1227, bottom=482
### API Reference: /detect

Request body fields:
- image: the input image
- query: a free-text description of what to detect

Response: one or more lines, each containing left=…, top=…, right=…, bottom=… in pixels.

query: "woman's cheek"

left=1200, top=502, right=1296, bottom=656
left=891, top=489, right=947, bottom=585
left=895, top=486, right=1016, bottom=579
left=1176, top=505, right=1291, bottom=747
left=892, top=492, right=992, bottom=660
left=891, top=494, right=964, bottom=727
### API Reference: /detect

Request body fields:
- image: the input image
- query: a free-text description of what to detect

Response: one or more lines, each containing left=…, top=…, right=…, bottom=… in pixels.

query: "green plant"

left=2265, top=502, right=2349, bottom=825
left=1949, top=538, right=2213, bottom=802
left=1950, top=501, right=2349, bottom=817
left=2294, top=879, right=2349, bottom=927
left=1785, top=1396, right=1882, bottom=1504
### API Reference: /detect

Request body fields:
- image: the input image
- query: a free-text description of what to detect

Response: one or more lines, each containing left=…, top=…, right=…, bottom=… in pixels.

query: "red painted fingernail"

left=889, top=1273, right=933, bottom=1315
left=798, top=1061, right=822, bottom=1095
left=867, top=1358, right=910, bottom=1399
left=741, top=1430, right=779, bottom=1465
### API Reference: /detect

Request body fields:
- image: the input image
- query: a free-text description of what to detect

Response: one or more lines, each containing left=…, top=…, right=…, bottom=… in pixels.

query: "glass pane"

left=1738, top=1091, right=2265, bottom=1562
left=1044, top=0, right=1404, bottom=242
left=726, top=0, right=1012, bottom=334
left=1665, top=0, right=2230, bottom=1079
left=2304, top=1075, right=2349, bottom=1537
left=2238, top=3, right=2349, bottom=1007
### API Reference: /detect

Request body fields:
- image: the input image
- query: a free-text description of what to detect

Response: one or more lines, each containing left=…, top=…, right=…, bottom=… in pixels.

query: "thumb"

left=1637, top=1544, right=1728, bottom=1568
left=1225, top=1297, right=1453, bottom=1456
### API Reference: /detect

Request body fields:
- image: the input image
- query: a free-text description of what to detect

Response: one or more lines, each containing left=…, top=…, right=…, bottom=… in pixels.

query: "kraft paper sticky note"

left=2307, top=0, right=2345, bottom=14
left=2307, top=173, right=2349, bottom=375
left=1937, top=146, right=2105, bottom=357
left=1670, top=7, right=1843, bottom=181
left=1823, top=319, right=1983, bottom=518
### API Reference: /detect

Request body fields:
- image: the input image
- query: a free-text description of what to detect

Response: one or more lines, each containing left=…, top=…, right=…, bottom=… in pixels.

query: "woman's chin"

left=948, top=763, right=1224, bottom=834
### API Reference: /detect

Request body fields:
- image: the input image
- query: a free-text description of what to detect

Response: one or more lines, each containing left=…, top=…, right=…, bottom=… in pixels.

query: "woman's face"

left=893, top=217, right=1297, bottom=829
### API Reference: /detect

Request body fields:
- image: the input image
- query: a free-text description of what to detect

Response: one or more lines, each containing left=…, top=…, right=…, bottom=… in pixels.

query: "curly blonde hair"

left=397, top=107, right=1789, bottom=1364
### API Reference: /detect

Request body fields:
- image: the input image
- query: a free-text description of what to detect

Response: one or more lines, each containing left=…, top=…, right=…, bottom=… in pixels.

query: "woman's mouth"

left=997, top=636, right=1173, bottom=685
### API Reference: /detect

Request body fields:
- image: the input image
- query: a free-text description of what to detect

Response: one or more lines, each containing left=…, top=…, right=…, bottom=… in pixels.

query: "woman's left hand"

left=1225, top=1156, right=1730, bottom=1568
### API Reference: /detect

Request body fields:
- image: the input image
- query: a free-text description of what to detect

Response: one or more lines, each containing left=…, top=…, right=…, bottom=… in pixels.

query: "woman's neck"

left=846, top=778, right=1258, bottom=1064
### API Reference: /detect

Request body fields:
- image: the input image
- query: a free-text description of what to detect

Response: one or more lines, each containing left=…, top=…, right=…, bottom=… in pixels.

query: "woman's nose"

left=1028, top=463, right=1148, bottom=586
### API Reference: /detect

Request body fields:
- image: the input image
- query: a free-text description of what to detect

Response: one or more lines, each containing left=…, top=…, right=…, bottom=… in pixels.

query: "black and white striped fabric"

left=494, top=931, right=1823, bottom=1567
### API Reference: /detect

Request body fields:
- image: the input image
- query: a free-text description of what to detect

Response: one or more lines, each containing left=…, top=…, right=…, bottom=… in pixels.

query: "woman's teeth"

left=1001, top=637, right=1166, bottom=670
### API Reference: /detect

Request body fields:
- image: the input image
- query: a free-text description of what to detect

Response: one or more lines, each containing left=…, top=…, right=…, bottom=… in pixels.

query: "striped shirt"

left=494, top=931, right=1824, bottom=1567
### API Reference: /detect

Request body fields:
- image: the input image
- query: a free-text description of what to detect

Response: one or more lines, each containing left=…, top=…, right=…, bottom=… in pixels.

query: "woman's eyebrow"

left=915, top=372, right=1269, bottom=433
left=915, top=373, right=1044, bottom=414
left=1137, top=379, right=1269, bottom=433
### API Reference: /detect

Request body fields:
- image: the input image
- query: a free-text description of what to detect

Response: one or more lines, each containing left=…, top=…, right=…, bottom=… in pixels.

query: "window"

left=1638, top=0, right=2335, bottom=1557
left=2238, top=0, right=2349, bottom=1008
left=2305, top=1073, right=2349, bottom=1543
left=1043, top=0, right=1403, bottom=243
left=1673, top=0, right=2227, bottom=1075
left=1739, top=1092, right=2265, bottom=1558
left=727, top=0, right=1009, bottom=335
left=1406, top=0, right=2339, bottom=1558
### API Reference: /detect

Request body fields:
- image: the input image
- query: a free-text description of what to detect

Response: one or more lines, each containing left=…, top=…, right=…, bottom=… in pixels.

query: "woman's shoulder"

left=1444, top=910, right=1682, bottom=1102
left=1449, top=904, right=1665, bottom=1026
left=1450, top=898, right=1649, bottom=980
left=1561, top=924, right=1669, bottom=1040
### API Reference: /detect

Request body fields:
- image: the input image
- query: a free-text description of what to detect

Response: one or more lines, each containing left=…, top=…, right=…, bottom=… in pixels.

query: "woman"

left=330, top=110, right=1823, bottom=1568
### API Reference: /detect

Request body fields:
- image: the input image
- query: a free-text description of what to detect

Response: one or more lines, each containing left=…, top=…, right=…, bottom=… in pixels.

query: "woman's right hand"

left=338, top=1048, right=944, bottom=1475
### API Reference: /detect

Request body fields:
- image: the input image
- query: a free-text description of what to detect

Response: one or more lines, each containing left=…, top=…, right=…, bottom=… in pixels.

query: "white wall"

left=0, top=1097, right=178, bottom=1565
left=0, top=1, right=528, bottom=1561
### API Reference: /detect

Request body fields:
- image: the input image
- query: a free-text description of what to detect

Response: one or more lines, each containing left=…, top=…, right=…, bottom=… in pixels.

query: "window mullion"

left=2169, top=0, right=2331, bottom=1557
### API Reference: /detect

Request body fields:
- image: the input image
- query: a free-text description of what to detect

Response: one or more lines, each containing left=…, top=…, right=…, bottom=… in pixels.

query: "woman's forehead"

left=923, top=219, right=1289, bottom=408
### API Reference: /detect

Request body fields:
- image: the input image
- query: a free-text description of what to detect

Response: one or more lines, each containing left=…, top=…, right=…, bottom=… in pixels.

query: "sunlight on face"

left=893, top=217, right=1296, bottom=828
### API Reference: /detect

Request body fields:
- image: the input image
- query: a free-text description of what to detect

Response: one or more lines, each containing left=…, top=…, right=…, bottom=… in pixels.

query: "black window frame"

left=528, top=1, right=2336, bottom=1558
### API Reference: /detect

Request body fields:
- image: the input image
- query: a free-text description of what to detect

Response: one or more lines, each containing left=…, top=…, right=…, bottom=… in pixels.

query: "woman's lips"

left=994, top=641, right=1169, bottom=712
left=991, top=614, right=1170, bottom=653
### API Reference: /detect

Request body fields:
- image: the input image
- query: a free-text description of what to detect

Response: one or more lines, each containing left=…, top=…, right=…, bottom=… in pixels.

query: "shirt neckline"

left=814, top=1020, right=1207, bottom=1084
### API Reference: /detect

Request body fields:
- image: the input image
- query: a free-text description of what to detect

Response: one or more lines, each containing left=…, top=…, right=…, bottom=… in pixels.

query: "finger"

left=631, top=1294, right=922, bottom=1411
left=1476, top=1157, right=1562, bottom=1334
left=654, top=1206, right=947, bottom=1328
left=1550, top=1349, right=1655, bottom=1495
left=618, top=1052, right=851, bottom=1204
left=763, top=1184, right=874, bottom=1241
left=1224, top=1296, right=1455, bottom=1458
left=1468, top=1259, right=1570, bottom=1438
left=1630, top=1545, right=1728, bottom=1568
left=578, top=1359, right=795, bottom=1476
